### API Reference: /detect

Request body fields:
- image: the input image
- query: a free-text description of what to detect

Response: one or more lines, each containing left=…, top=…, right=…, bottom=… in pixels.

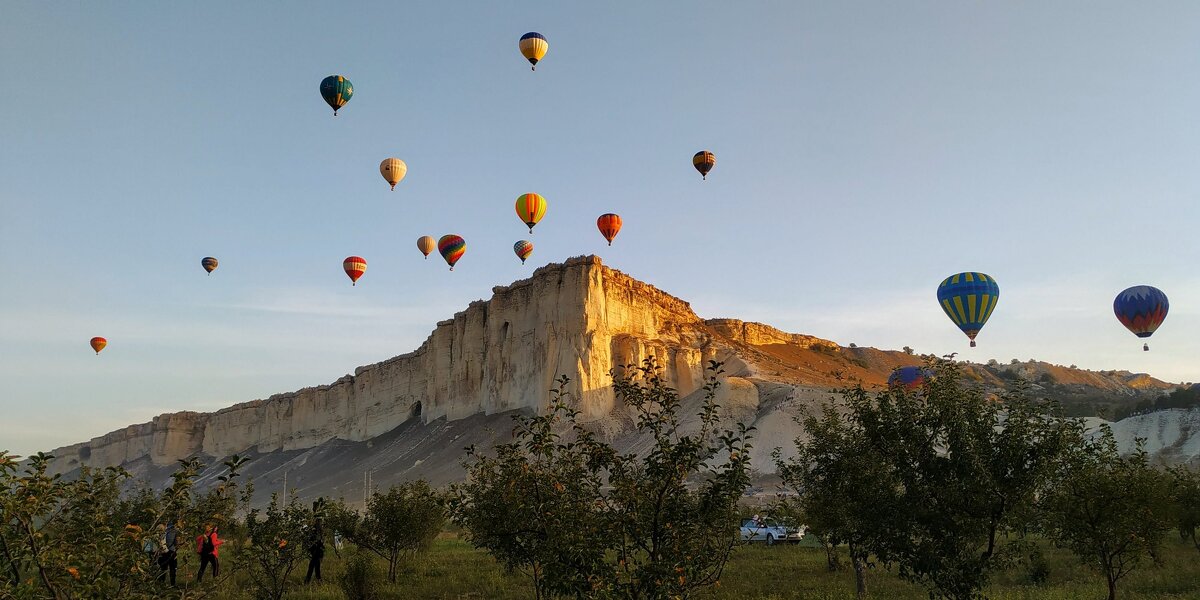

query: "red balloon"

left=343, top=256, right=367, bottom=285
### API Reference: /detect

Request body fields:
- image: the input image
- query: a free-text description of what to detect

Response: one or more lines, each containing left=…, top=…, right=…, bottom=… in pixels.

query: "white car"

left=739, top=519, right=789, bottom=545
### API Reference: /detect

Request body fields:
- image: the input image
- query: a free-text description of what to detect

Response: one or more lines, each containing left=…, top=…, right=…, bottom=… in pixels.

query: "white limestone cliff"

left=47, top=256, right=724, bottom=474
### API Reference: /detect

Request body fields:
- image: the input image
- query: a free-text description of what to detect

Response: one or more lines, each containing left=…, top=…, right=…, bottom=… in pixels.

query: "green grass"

left=198, top=535, right=1200, bottom=599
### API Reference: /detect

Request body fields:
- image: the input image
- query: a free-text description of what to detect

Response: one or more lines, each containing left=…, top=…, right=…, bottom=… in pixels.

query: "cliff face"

left=46, top=255, right=1183, bottom=478
left=47, top=256, right=720, bottom=474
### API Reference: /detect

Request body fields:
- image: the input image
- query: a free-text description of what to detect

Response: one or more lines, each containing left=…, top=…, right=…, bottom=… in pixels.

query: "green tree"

left=1169, top=465, right=1200, bottom=553
left=452, top=359, right=753, bottom=600
left=604, top=360, right=754, bottom=600
left=778, top=358, right=1086, bottom=600
left=775, top=402, right=896, bottom=598
left=1040, top=432, right=1175, bottom=600
left=332, top=480, right=446, bottom=583
left=450, top=377, right=615, bottom=599
left=241, top=493, right=311, bottom=600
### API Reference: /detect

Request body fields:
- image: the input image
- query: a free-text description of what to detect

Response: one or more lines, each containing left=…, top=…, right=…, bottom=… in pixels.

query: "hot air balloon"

left=597, top=213, right=622, bottom=246
left=515, top=193, right=547, bottom=233
left=888, top=366, right=933, bottom=390
left=513, top=240, right=533, bottom=264
left=380, top=158, right=407, bottom=190
left=417, top=236, right=436, bottom=259
left=319, top=75, right=353, bottom=115
left=936, top=272, right=999, bottom=348
left=201, top=257, right=218, bottom=275
left=1114, top=285, right=1168, bottom=351
left=693, top=151, right=715, bottom=180
left=90, top=337, right=107, bottom=355
left=519, top=32, right=548, bottom=70
left=438, top=235, right=466, bottom=271
left=343, top=256, right=366, bottom=285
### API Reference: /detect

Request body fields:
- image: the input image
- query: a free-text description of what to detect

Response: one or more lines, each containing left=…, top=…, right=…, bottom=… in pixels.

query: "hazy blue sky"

left=3, top=2, right=1199, bottom=455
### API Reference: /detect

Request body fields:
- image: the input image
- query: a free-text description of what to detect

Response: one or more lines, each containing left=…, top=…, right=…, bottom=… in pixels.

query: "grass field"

left=197, top=534, right=1200, bottom=599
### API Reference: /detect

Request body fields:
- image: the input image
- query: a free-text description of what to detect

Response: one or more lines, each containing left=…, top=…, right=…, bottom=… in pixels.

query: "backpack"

left=200, top=534, right=215, bottom=554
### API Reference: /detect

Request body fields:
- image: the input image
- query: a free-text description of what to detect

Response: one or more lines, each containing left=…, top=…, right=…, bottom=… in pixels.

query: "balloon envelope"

left=417, top=236, right=436, bottom=259
left=1114, top=286, right=1168, bottom=339
left=90, top=337, right=107, bottom=354
left=519, top=32, right=548, bottom=69
left=693, top=151, right=716, bottom=179
left=438, top=235, right=466, bottom=270
left=597, top=213, right=622, bottom=246
left=380, top=158, right=407, bottom=190
left=201, top=257, right=218, bottom=274
left=936, top=272, right=999, bottom=347
left=888, top=366, right=933, bottom=390
left=513, top=240, right=533, bottom=264
left=515, top=193, right=547, bottom=233
left=319, top=75, right=353, bottom=115
left=343, top=256, right=366, bottom=285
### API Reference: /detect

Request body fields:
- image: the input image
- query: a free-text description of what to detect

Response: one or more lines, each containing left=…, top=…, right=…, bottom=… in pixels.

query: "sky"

left=3, top=2, right=1200, bottom=455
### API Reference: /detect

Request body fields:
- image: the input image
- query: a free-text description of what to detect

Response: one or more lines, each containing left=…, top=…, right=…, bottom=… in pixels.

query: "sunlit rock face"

left=45, top=255, right=1188, bottom=478
left=47, top=256, right=727, bottom=474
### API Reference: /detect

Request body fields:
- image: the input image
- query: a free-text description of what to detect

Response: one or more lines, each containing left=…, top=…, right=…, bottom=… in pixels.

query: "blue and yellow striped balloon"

left=319, top=75, right=353, bottom=115
left=936, top=272, right=999, bottom=347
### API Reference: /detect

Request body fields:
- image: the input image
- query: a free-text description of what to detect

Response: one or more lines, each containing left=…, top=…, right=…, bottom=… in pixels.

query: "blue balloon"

left=888, top=366, right=933, bottom=390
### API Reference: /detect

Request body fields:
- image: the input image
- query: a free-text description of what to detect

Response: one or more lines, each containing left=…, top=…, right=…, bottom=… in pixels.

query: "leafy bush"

left=329, top=480, right=446, bottom=582
left=0, top=451, right=248, bottom=599
left=241, top=494, right=311, bottom=600
left=338, top=549, right=384, bottom=600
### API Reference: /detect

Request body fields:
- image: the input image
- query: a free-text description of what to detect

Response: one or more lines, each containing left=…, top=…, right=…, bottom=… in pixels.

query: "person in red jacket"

left=195, top=524, right=223, bottom=581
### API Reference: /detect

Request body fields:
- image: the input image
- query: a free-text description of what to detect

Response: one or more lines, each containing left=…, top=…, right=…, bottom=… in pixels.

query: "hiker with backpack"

left=195, top=524, right=223, bottom=581
left=157, top=522, right=178, bottom=585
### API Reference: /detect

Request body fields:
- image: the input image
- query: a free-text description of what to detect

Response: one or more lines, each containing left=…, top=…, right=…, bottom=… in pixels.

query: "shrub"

left=339, top=550, right=383, bottom=600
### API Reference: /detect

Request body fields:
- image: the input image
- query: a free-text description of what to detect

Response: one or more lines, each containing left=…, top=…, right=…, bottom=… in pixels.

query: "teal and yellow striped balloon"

left=319, top=75, right=353, bottom=115
left=936, top=272, right=999, bottom=347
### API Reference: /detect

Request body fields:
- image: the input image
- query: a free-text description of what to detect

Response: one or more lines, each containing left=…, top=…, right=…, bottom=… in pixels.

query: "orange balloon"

left=90, top=337, right=107, bottom=355
left=597, top=213, right=622, bottom=246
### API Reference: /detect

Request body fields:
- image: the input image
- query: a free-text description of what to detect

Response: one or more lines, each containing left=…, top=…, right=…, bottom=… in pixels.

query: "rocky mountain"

left=43, top=256, right=1192, bottom=506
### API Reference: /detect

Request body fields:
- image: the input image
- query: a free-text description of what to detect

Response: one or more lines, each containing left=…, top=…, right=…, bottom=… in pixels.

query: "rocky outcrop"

left=45, top=255, right=1185, bottom=478
left=47, top=256, right=725, bottom=475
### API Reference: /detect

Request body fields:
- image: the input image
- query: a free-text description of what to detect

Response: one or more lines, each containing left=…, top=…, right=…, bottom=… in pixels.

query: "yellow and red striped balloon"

left=90, top=337, right=107, bottom=355
left=438, top=235, right=466, bottom=271
left=597, top=213, right=622, bottom=246
left=379, top=158, right=407, bottom=190
left=513, top=240, right=533, bottom=264
left=343, top=256, right=367, bottom=285
left=515, top=193, right=547, bottom=233
left=417, top=236, right=436, bottom=259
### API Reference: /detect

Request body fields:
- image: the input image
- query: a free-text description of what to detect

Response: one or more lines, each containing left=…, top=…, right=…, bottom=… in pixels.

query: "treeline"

left=1113, top=385, right=1200, bottom=420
